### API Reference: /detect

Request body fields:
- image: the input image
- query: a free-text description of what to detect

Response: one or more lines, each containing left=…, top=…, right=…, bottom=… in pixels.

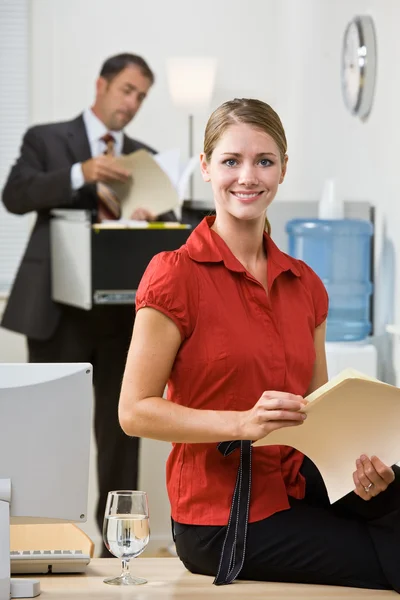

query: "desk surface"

left=27, top=558, right=396, bottom=599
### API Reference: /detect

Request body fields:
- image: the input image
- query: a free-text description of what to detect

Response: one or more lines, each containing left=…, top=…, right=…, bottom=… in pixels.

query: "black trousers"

left=28, top=304, right=138, bottom=556
left=173, top=457, right=400, bottom=591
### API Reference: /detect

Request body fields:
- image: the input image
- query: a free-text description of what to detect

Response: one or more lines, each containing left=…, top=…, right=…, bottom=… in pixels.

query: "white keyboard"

left=10, top=549, right=91, bottom=574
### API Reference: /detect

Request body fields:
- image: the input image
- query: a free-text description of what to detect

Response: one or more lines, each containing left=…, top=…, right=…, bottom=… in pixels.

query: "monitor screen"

left=0, top=363, right=93, bottom=598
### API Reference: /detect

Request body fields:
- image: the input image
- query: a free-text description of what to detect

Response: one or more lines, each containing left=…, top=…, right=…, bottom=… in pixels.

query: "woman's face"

left=200, top=122, right=287, bottom=222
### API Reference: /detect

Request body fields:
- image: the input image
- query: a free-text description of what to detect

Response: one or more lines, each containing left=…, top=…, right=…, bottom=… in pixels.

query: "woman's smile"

left=230, top=190, right=264, bottom=203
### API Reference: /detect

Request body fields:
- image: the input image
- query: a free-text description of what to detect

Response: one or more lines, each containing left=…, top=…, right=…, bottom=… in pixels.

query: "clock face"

left=342, top=22, right=362, bottom=112
left=341, top=16, right=377, bottom=120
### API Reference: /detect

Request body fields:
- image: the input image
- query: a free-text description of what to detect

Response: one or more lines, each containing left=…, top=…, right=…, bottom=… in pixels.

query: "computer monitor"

left=0, top=363, right=93, bottom=600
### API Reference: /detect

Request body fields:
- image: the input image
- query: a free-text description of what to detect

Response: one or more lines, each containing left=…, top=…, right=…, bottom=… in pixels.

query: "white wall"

left=3, top=0, right=400, bottom=553
left=0, top=301, right=27, bottom=362
left=30, top=0, right=282, bottom=202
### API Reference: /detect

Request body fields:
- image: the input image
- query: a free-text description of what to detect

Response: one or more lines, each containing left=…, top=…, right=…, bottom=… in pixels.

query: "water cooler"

left=286, top=218, right=373, bottom=343
left=286, top=180, right=377, bottom=380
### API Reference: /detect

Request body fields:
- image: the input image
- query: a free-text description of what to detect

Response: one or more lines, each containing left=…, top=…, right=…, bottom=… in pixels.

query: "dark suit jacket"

left=1, top=114, right=164, bottom=341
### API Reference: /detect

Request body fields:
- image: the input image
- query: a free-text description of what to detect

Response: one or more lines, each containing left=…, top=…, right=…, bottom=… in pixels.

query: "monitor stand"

left=0, top=480, right=40, bottom=599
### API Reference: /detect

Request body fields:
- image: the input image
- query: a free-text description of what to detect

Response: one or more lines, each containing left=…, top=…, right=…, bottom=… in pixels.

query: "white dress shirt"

left=70, top=108, right=124, bottom=190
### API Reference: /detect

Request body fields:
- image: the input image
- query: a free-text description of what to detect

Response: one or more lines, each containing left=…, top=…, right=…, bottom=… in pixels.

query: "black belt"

left=213, top=439, right=252, bottom=585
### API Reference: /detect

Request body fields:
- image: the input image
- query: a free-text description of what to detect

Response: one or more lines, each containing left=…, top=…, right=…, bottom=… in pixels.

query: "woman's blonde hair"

left=203, top=98, right=287, bottom=235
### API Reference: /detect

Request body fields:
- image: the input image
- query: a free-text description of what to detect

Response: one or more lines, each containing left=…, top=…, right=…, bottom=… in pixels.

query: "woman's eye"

left=224, top=159, right=237, bottom=167
left=259, top=158, right=272, bottom=167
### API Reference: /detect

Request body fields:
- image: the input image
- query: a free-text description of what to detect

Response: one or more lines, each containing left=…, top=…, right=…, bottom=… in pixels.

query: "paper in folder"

left=109, top=149, right=198, bottom=220
left=110, top=150, right=180, bottom=219
left=253, top=369, right=400, bottom=503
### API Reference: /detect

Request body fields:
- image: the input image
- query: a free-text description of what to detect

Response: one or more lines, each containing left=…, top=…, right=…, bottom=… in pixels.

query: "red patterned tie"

left=97, top=133, right=122, bottom=221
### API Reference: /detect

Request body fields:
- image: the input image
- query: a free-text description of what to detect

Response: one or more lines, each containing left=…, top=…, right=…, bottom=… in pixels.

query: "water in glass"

left=102, top=491, right=149, bottom=585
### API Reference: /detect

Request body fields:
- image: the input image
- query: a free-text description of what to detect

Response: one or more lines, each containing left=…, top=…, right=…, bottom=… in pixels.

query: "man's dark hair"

left=99, top=53, right=155, bottom=84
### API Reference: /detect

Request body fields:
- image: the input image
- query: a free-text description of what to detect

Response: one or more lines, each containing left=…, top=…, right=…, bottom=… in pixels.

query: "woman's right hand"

left=237, top=391, right=307, bottom=441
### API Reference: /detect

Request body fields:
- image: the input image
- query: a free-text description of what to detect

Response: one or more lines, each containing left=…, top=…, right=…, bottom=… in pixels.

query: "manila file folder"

left=253, top=369, right=400, bottom=503
left=110, top=150, right=180, bottom=219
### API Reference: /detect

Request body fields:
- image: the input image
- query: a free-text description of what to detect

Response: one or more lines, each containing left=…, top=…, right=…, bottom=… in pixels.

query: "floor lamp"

left=166, top=57, right=217, bottom=201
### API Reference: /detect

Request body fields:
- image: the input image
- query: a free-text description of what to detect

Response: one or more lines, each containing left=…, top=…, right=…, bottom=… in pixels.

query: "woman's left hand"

left=353, top=455, right=395, bottom=500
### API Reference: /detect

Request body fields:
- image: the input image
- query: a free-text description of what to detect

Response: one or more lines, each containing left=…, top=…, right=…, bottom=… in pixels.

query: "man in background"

left=1, top=53, right=168, bottom=555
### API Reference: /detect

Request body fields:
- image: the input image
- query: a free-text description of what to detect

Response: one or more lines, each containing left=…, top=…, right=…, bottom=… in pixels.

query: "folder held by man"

left=109, top=149, right=197, bottom=219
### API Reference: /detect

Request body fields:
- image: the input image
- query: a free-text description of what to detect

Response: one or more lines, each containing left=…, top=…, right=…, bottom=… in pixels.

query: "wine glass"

left=102, top=490, right=150, bottom=585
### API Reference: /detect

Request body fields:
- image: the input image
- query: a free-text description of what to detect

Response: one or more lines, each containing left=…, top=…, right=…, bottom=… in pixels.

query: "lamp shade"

left=166, top=57, right=217, bottom=111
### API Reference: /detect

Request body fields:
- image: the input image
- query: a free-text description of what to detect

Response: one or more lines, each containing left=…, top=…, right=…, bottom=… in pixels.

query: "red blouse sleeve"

left=298, top=260, right=329, bottom=327
left=135, top=251, right=198, bottom=340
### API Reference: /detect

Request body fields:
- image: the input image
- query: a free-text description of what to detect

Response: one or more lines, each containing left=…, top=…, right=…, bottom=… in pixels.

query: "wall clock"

left=341, top=15, right=377, bottom=120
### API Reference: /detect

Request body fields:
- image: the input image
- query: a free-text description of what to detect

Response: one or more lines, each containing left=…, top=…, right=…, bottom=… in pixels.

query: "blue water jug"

left=285, top=219, right=373, bottom=342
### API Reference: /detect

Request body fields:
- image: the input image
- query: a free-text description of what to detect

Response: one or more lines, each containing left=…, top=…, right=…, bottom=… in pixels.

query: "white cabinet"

left=326, top=341, right=377, bottom=379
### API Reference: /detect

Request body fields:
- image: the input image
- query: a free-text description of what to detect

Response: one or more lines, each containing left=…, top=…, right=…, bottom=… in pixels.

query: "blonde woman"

left=119, top=98, right=400, bottom=591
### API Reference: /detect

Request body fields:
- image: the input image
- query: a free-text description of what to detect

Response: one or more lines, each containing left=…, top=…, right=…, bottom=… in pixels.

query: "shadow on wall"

left=374, top=218, right=396, bottom=385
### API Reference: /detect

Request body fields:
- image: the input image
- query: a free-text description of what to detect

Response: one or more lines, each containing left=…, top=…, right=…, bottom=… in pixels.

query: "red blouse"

left=136, top=216, right=328, bottom=526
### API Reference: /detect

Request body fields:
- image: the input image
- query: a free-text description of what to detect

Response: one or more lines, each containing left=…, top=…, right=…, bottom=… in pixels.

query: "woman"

left=119, top=98, right=400, bottom=591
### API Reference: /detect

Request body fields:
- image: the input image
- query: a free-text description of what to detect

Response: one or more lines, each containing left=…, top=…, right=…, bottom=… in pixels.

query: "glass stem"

left=121, top=558, right=130, bottom=578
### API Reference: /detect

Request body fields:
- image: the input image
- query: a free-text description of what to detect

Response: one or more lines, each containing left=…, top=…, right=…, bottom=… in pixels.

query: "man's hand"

left=82, top=156, right=131, bottom=184
left=130, top=208, right=156, bottom=221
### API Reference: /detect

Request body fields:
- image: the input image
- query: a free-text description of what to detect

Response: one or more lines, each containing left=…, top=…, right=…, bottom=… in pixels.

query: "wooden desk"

left=29, top=558, right=396, bottom=599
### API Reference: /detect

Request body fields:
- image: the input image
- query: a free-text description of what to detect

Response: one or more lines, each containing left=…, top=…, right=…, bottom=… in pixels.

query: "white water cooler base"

left=325, top=341, right=377, bottom=380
